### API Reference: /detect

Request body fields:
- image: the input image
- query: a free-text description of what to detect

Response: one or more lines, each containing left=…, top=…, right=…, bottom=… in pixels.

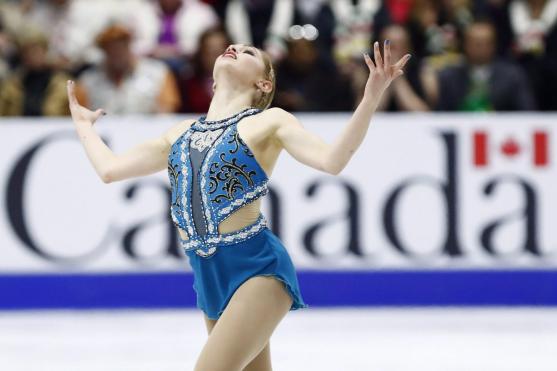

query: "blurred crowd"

left=0, top=0, right=555, bottom=117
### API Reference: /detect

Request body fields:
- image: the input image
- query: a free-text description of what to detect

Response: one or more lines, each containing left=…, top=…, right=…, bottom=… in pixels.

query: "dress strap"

left=192, top=108, right=261, bottom=131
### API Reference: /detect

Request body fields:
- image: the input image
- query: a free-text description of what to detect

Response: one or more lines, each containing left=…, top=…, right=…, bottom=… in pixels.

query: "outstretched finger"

left=373, top=41, right=383, bottom=70
left=66, top=80, right=78, bottom=106
left=384, top=39, right=391, bottom=71
left=394, top=54, right=412, bottom=71
left=364, top=53, right=375, bottom=72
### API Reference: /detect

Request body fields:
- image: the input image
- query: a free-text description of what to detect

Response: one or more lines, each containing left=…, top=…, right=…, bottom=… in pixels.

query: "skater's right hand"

left=363, top=41, right=411, bottom=101
left=67, top=80, right=106, bottom=126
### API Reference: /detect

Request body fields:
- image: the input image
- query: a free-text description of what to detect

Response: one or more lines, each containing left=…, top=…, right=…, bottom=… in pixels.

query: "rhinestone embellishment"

left=218, top=183, right=268, bottom=216
left=180, top=215, right=268, bottom=256
left=169, top=107, right=269, bottom=259
left=190, top=129, right=224, bottom=152
left=194, top=108, right=260, bottom=131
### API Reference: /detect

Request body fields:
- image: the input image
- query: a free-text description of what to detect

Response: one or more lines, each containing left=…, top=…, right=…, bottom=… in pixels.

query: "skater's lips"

left=222, top=51, right=237, bottom=59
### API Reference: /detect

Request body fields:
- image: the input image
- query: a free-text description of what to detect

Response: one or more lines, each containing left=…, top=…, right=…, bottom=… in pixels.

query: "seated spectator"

left=0, top=0, right=184, bottom=74
left=407, top=0, right=470, bottom=70
left=179, top=27, right=230, bottom=113
left=313, top=0, right=383, bottom=71
left=376, top=24, right=438, bottom=111
left=0, top=0, right=94, bottom=73
left=331, top=0, right=381, bottom=66
left=509, top=0, right=557, bottom=110
left=0, top=3, right=17, bottom=76
left=473, top=0, right=514, bottom=57
left=510, top=0, right=557, bottom=56
left=0, top=30, right=70, bottom=116
left=0, top=17, right=13, bottom=82
left=143, top=0, right=219, bottom=65
left=77, top=24, right=181, bottom=114
left=224, top=0, right=294, bottom=62
left=436, top=21, right=536, bottom=111
left=274, top=37, right=354, bottom=111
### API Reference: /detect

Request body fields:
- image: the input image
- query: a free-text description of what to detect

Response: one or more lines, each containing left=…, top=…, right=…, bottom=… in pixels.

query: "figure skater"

left=67, top=40, right=410, bottom=371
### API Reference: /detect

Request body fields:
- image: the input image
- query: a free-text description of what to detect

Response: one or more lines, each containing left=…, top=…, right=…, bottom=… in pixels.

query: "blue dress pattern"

left=167, top=108, right=307, bottom=319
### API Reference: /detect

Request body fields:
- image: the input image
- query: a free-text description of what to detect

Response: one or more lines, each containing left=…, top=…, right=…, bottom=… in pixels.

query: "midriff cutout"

left=177, top=198, right=262, bottom=241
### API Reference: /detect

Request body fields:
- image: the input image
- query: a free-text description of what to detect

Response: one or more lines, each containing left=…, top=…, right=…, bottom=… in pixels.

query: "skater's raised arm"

left=67, top=80, right=193, bottom=183
left=274, top=41, right=411, bottom=175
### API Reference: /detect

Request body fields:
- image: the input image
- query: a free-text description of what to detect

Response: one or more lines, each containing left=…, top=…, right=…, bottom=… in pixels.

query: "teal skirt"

left=184, top=226, right=308, bottom=320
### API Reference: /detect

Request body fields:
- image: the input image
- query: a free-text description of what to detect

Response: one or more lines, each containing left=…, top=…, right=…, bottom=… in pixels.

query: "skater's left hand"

left=363, top=40, right=411, bottom=100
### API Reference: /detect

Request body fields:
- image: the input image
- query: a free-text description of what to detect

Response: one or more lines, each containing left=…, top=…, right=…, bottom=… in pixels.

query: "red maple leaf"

left=501, top=137, right=521, bottom=157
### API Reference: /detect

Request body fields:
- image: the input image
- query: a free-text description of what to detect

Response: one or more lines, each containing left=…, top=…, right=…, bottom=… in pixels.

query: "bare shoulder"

left=259, top=107, right=302, bottom=131
left=163, top=119, right=196, bottom=146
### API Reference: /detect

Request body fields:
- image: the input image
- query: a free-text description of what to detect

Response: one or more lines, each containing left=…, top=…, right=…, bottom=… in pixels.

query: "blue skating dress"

left=167, top=107, right=307, bottom=320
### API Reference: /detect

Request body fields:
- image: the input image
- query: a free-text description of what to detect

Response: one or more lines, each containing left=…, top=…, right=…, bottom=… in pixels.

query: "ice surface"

left=0, top=308, right=555, bottom=371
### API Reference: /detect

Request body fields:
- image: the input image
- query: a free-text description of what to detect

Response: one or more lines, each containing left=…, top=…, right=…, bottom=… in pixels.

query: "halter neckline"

left=194, top=107, right=261, bottom=131
left=200, top=107, right=257, bottom=124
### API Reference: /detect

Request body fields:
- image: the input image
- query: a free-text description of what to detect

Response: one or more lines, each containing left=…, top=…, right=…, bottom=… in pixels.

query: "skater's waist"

left=179, top=214, right=268, bottom=257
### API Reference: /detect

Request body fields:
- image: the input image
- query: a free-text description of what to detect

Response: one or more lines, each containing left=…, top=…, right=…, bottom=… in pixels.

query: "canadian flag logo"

left=473, top=131, right=549, bottom=167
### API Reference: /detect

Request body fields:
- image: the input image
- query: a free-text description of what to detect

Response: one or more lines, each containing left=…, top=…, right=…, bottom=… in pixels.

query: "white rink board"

left=0, top=113, right=556, bottom=272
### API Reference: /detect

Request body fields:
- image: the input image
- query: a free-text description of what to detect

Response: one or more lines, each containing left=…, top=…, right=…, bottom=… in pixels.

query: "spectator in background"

left=274, top=37, right=354, bottom=111
left=0, top=16, right=14, bottom=82
left=473, top=0, right=514, bottom=57
left=77, top=24, right=181, bottom=114
left=436, top=21, right=536, bottom=111
left=314, top=0, right=384, bottom=73
left=376, top=24, right=438, bottom=111
left=331, top=0, right=381, bottom=67
left=143, top=0, right=219, bottom=65
left=0, top=0, right=180, bottom=74
left=0, top=30, right=70, bottom=116
left=16, top=0, right=76, bottom=70
left=383, top=0, right=415, bottom=24
left=510, top=0, right=557, bottom=55
left=407, top=0, right=472, bottom=70
left=509, top=0, right=557, bottom=110
left=0, top=0, right=93, bottom=73
left=179, top=27, right=231, bottom=113
left=225, top=0, right=294, bottom=62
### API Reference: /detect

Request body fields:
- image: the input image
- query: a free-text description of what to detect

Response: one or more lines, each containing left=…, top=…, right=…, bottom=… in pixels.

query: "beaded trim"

left=168, top=129, right=195, bottom=237
left=171, top=107, right=269, bottom=258
left=180, top=215, right=268, bottom=257
left=194, top=108, right=261, bottom=131
left=179, top=131, right=195, bottom=237
left=194, top=246, right=217, bottom=258
left=206, top=215, right=267, bottom=245
left=217, top=182, right=268, bottom=217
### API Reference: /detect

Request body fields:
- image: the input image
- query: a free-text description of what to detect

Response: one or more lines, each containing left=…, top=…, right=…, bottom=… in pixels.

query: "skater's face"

left=214, top=44, right=275, bottom=109
left=215, top=44, right=265, bottom=80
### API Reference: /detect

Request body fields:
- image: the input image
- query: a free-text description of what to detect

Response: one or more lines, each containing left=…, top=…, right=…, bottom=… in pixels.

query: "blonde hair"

left=252, top=50, right=276, bottom=110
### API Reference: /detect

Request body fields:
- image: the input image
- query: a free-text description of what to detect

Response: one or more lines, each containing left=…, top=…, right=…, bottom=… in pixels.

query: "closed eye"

left=243, top=50, right=255, bottom=56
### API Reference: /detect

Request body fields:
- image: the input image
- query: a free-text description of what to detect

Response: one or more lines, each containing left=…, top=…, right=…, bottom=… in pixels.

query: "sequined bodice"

left=167, top=108, right=269, bottom=257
